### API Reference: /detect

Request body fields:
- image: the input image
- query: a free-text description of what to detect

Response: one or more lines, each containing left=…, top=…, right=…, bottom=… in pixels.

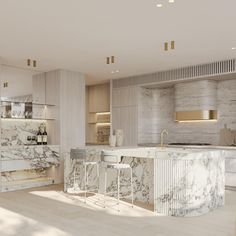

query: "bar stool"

left=101, top=150, right=134, bottom=212
left=71, top=148, right=100, bottom=203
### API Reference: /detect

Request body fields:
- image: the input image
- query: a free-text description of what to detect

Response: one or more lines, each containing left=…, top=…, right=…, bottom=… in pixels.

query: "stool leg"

left=104, top=168, right=107, bottom=208
left=130, top=167, right=134, bottom=208
left=73, top=166, right=76, bottom=190
left=84, top=164, right=87, bottom=203
left=96, top=163, right=100, bottom=201
left=117, top=169, right=120, bottom=212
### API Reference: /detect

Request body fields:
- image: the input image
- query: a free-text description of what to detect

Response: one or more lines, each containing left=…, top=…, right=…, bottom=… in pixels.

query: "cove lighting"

left=96, top=123, right=111, bottom=126
left=177, top=120, right=217, bottom=123
left=96, top=112, right=110, bottom=115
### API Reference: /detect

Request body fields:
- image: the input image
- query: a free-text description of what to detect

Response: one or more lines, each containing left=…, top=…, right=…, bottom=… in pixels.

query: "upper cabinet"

left=32, top=73, right=46, bottom=104
left=88, top=83, right=110, bottom=113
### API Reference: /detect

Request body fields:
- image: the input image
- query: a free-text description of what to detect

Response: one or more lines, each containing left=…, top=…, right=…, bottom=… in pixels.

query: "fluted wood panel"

left=59, top=70, right=85, bottom=151
left=112, top=85, right=138, bottom=146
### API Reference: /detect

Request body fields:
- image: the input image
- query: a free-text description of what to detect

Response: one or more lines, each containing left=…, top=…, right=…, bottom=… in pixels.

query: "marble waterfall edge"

left=65, top=146, right=224, bottom=217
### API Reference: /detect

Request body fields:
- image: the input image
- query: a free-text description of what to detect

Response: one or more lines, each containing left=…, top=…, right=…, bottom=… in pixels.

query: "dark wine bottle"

left=37, top=127, right=42, bottom=145
left=43, top=126, right=48, bottom=145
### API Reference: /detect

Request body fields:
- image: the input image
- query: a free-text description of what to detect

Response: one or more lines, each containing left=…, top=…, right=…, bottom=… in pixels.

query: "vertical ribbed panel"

left=155, top=158, right=187, bottom=216
left=156, top=59, right=236, bottom=82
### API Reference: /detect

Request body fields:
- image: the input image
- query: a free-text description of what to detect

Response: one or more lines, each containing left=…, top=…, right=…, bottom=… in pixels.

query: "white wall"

left=0, top=65, right=38, bottom=98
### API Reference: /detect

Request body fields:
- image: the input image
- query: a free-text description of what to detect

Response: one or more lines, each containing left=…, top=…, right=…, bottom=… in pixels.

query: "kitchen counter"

left=139, top=143, right=236, bottom=150
left=65, top=145, right=224, bottom=217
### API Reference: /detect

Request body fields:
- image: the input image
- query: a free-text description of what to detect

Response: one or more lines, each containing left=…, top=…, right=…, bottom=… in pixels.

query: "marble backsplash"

left=1, top=120, right=46, bottom=146
left=138, top=79, right=236, bottom=145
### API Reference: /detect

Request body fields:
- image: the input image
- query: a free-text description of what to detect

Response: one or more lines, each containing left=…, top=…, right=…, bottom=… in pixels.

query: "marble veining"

left=1, top=145, right=60, bottom=171
left=65, top=146, right=224, bottom=216
left=155, top=150, right=224, bottom=216
left=1, top=120, right=46, bottom=146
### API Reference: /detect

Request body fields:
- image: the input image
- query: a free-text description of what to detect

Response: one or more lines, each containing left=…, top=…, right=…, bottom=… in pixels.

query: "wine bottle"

left=37, top=127, right=42, bottom=145
left=43, top=126, right=48, bottom=145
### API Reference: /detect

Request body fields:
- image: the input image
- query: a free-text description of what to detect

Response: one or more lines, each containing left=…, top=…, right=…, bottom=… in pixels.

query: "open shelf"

left=1, top=101, right=55, bottom=107
left=1, top=118, right=55, bottom=121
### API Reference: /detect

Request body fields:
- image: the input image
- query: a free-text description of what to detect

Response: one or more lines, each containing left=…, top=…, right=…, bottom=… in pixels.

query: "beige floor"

left=0, top=185, right=235, bottom=236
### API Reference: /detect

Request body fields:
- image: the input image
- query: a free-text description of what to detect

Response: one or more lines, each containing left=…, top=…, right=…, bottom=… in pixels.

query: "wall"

left=0, top=65, right=36, bottom=99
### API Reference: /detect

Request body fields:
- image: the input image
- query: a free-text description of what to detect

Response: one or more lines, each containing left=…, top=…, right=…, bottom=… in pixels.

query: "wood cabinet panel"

left=88, top=83, right=110, bottom=112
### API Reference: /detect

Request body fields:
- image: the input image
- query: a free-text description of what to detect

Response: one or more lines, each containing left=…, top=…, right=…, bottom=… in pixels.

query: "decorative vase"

left=115, top=129, right=124, bottom=147
left=109, top=135, right=116, bottom=147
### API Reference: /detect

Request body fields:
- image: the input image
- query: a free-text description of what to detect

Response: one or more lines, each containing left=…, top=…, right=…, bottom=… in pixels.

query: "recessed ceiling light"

left=111, top=71, right=115, bottom=74
left=116, top=70, right=119, bottom=73
left=169, top=0, right=175, bottom=3
left=232, top=47, right=236, bottom=50
left=156, top=3, right=163, bottom=7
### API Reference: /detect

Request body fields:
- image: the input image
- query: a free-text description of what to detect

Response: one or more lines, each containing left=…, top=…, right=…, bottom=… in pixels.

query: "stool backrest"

left=101, top=150, right=121, bottom=163
left=70, top=149, right=86, bottom=161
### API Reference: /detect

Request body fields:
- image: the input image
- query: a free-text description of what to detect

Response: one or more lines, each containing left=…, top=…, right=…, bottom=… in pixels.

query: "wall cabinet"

left=88, top=83, right=110, bottom=113
left=32, top=73, right=46, bottom=104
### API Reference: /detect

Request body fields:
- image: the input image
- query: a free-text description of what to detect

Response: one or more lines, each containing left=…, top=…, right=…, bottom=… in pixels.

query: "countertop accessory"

left=109, top=135, right=116, bottom=147
left=115, top=129, right=124, bottom=147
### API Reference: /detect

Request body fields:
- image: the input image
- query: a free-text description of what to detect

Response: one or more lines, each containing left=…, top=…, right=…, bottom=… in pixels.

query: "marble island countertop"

left=86, top=145, right=223, bottom=160
left=65, top=145, right=225, bottom=217
left=138, top=143, right=236, bottom=150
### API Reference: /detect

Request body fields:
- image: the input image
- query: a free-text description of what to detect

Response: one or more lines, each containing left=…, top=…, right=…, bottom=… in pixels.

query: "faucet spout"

left=160, top=129, right=169, bottom=148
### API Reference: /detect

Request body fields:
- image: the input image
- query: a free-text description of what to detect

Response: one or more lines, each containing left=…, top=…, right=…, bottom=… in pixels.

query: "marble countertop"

left=86, top=145, right=223, bottom=160
left=138, top=143, right=236, bottom=150
left=0, top=145, right=60, bottom=150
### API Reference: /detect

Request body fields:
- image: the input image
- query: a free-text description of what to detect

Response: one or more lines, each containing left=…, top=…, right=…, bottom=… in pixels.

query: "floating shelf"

left=1, top=101, right=55, bottom=107
left=1, top=118, right=55, bottom=121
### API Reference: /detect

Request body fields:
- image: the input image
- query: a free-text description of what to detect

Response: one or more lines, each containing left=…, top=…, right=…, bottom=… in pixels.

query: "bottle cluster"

left=37, top=123, right=48, bottom=145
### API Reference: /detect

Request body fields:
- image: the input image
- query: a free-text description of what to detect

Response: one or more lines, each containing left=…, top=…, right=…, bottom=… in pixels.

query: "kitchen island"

left=65, top=146, right=224, bottom=217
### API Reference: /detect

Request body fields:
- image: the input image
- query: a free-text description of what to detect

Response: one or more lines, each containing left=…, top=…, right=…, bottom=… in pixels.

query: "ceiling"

left=0, top=0, right=236, bottom=84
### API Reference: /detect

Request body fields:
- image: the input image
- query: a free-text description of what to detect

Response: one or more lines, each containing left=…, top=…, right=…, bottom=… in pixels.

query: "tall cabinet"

left=112, top=84, right=138, bottom=146
left=86, top=83, right=110, bottom=144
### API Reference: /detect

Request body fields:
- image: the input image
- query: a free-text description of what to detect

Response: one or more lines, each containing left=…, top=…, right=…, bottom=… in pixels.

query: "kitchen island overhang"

left=65, top=146, right=225, bottom=217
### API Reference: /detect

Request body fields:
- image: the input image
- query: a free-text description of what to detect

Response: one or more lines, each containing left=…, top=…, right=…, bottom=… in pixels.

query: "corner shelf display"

left=88, top=112, right=110, bottom=144
left=0, top=101, right=55, bottom=120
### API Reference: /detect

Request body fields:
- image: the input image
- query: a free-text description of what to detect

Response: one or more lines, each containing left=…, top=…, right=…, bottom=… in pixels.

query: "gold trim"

left=164, top=42, right=168, bottom=51
left=111, top=56, right=115, bottom=64
left=171, top=41, right=175, bottom=50
left=175, top=110, right=217, bottom=121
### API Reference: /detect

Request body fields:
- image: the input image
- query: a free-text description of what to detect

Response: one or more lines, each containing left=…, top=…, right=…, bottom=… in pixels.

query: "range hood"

left=174, top=80, right=218, bottom=122
left=174, top=110, right=217, bottom=122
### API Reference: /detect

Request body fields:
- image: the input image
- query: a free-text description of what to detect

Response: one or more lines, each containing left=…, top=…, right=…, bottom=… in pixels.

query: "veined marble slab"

left=1, top=120, right=46, bottom=146
left=65, top=146, right=224, bottom=216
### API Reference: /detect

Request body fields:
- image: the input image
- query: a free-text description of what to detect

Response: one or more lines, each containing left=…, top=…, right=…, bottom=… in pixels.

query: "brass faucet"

left=160, top=129, right=169, bottom=148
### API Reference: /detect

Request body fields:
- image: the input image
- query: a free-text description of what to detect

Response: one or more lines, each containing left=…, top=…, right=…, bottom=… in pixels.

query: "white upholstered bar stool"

left=101, top=150, right=134, bottom=212
left=71, top=148, right=100, bottom=203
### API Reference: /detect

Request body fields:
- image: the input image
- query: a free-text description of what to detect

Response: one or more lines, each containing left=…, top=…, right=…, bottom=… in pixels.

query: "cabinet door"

left=45, top=71, right=59, bottom=106
left=32, top=73, right=45, bottom=104
left=88, top=83, right=110, bottom=112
